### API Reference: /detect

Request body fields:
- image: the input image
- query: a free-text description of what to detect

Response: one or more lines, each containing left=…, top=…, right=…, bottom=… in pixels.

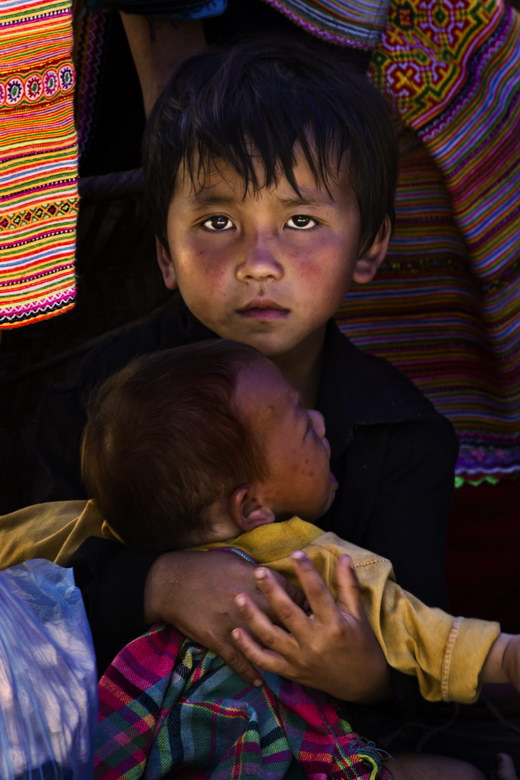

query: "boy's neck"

left=271, top=326, right=326, bottom=408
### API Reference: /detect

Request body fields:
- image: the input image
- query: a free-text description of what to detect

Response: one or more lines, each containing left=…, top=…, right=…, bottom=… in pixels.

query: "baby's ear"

left=230, top=485, right=275, bottom=532
left=156, top=237, right=178, bottom=290
left=352, top=216, right=391, bottom=285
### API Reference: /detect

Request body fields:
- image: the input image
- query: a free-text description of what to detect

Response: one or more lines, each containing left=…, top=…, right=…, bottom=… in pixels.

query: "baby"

left=81, top=338, right=520, bottom=709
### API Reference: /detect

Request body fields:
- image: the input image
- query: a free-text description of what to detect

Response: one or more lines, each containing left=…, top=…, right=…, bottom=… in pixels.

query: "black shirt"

left=32, top=293, right=457, bottom=668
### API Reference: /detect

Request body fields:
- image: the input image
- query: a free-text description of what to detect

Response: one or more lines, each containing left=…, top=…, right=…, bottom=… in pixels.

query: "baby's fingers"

left=253, top=566, right=310, bottom=635
left=232, top=591, right=296, bottom=676
left=289, top=551, right=340, bottom=623
left=334, top=554, right=364, bottom=621
left=231, top=626, right=287, bottom=676
left=215, top=633, right=264, bottom=686
left=234, top=590, right=296, bottom=652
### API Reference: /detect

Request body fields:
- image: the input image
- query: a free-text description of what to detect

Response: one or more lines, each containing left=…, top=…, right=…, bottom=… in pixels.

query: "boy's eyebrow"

left=187, top=193, right=239, bottom=207
left=277, top=192, right=334, bottom=207
left=188, top=192, right=335, bottom=208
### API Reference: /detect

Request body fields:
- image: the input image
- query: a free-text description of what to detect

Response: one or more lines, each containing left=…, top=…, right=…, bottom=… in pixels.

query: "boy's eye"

left=286, top=215, right=318, bottom=230
left=202, top=215, right=234, bottom=231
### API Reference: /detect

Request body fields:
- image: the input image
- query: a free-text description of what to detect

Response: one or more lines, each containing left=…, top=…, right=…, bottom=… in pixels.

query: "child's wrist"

left=481, top=633, right=511, bottom=685
left=501, top=633, right=520, bottom=689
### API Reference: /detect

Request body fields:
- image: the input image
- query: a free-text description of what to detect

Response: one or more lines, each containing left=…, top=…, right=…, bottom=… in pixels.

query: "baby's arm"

left=234, top=542, right=504, bottom=705
left=481, top=634, right=520, bottom=690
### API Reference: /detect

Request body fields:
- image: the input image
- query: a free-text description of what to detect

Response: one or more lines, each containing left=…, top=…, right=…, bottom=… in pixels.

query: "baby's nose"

left=308, top=409, right=326, bottom=439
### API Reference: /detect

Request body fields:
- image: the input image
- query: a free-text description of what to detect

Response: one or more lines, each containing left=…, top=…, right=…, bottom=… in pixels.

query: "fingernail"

left=253, top=678, right=262, bottom=687
left=291, top=550, right=306, bottom=562
left=255, top=567, right=268, bottom=580
left=235, top=595, right=246, bottom=607
left=231, top=628, right=240, bottom=640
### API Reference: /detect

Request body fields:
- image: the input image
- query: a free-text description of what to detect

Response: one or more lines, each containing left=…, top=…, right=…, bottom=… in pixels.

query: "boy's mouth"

left=237, top=301, right=290, bottom=320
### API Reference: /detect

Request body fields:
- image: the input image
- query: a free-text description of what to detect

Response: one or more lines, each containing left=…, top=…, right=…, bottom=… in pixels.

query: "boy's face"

left=159, top=147, right=387, bottom=367
left=236, top=357, right=338, bottom=521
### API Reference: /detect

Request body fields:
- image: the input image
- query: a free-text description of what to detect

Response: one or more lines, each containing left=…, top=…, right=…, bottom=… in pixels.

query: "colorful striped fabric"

left=95, top=623, right=391, bottom=779
left=0, top=0, right=77, bottom=329
left=263, top=0, right=391, bottom=48
left=341, top=127, right=520, bottom=483
left=73, top=0, right=109, bottom=164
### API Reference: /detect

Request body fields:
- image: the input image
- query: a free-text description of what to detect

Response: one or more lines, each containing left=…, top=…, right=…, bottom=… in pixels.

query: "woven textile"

left=73, top=0, right=109, bottom=163
left=338, top=0, right=520, bottom=482
left=262, top=0, right=391, bottom=48
left=95, top=622, right=391, bottom=779
left=0, top=0, right=78, bottom=329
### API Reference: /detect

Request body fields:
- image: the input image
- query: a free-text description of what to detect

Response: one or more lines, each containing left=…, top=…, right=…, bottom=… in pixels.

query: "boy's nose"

left=236, top=239, right=284, bottom=282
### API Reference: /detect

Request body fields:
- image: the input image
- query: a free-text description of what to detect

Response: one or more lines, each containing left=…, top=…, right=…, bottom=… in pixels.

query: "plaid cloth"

left=95, top=623, right=392, bottom=779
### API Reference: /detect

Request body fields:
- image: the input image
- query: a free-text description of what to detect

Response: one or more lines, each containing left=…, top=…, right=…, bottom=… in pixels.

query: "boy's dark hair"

left=81, top=340, right=268, bottom=552
left=143, top=35, right=397, bottom=256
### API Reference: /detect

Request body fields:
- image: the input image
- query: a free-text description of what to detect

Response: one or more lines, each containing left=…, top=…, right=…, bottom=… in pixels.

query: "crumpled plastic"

left=0, top=559, right=98, bottom=779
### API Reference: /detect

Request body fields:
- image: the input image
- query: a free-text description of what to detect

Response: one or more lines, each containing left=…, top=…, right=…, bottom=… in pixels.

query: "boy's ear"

left=229, top=485, right=276, bottom=532
left=156, top=237, right=178, bottom=290
left=352, top=216, right=391, bottom=285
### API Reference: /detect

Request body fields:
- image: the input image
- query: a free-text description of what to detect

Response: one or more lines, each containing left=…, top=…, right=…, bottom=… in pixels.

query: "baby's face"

left=159, top=146, right=364, bottom=369
left=235, top=357, right=338, bottom=522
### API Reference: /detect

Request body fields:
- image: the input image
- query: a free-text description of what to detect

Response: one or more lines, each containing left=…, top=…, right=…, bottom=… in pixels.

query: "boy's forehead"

left=174, top=150, right=352, bottom=204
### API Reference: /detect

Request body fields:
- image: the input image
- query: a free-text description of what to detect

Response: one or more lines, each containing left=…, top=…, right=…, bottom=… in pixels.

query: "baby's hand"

left=232, top=551, right=390, bottom=703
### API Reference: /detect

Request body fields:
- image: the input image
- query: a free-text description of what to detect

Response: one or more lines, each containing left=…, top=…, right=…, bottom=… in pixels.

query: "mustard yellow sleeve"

left=0, top=499, right=115, bottom=567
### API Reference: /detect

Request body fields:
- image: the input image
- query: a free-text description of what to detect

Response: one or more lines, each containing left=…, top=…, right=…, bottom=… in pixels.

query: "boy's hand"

left=231, top=551, right=391, bottom=702
left=144, top=550, right=304, bottom=685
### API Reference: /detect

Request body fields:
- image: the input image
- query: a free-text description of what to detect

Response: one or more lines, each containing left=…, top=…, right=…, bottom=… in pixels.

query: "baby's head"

left=81, top=340, right=337, bottom=551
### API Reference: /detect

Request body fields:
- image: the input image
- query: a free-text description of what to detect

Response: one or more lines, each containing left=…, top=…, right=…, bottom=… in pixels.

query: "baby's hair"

left=81, top=340, right=268, bottom=552
left=143, top=34, right=397, bottom=256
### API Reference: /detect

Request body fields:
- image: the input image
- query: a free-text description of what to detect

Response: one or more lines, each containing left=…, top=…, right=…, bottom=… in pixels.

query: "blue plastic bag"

left=0, top=560, right=98, bottom=779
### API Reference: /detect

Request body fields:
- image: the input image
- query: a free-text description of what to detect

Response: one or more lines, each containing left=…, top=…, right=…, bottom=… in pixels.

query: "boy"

left=85, top=340, right=513, bottom=779
left=28, top=38, right=456, bottom=702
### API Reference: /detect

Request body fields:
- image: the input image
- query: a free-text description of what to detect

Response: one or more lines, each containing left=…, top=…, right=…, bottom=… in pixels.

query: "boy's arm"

left=71, top=537, right=303, bottom=682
